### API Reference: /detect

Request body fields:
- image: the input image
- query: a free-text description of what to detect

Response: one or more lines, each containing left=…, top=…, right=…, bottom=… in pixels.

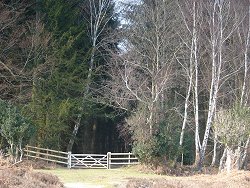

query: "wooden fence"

left=24, top=145, right=68, bottom=165
left=24, top=145, right=139, bottom=169
left=107, top=152, right=139, bottom=169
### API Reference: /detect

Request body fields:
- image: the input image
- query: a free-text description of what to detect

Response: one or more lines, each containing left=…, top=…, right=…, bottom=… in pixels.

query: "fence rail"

left=24, top=145, right=68, bottom=165
left=24, top=145, right=139, bottom=169
left=108, top=152, right=139, bottom=169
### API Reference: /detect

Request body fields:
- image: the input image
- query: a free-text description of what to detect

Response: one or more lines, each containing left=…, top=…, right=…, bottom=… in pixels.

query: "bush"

left=0, top=168, right=64, bottom=188
left=135, top=108, right=185, bottom=163
left=0, top=99, right=35, bottom=162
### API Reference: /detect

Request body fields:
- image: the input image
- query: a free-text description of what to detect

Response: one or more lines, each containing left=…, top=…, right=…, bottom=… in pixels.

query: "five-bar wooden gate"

left=68, top=153, right=108, bottom=169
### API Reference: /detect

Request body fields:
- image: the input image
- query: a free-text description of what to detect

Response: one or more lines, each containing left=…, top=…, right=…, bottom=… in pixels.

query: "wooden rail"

left=24, top=145, right=68, bottom=165
left=107, top=152, right=139, bottom=169
left=24, top=145, right=139, bottom=169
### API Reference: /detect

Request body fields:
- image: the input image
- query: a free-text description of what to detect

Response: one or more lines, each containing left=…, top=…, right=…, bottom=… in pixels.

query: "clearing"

left=38, top=167, right=159, bottom=188
left=38, top=166, right=250, bottom=188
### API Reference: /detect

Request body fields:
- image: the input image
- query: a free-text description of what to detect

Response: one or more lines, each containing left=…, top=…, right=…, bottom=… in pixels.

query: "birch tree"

left=208, top=0, right=250, bottom=169
left=198, top=0, right=244, bottom=170
left=177, top=0, right=202, bottom=166
left=214, top=105, right=250, bottom=172
left=178, top=0, right=248, bottom=169
left=67, top=0, right=116, bottom=152
left=239, top=3, right=250, bottom=169
left=100, top=0, right=181, bottom=161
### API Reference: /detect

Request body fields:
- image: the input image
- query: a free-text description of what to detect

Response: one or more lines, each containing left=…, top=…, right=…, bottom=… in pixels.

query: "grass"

left=37, top=166, right=162, bottom=187
left=37, top=166, right=250, bottom=188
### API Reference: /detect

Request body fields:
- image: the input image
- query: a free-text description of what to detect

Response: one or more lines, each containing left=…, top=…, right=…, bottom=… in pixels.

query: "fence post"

left=35, top=147, right=39, bottom=159
left=107, top=152, right=111, bottom=169
left=46, top=148, right=49, bottom=164
left=67, top=152, right=72, bottom=169
left=25, top=145, right=28, bottom=160
left=129, top=152, right=131, bottom=164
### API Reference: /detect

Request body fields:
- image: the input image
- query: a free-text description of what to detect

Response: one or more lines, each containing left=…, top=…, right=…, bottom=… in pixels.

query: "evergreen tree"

left=28, top=0, right=119, bottom=151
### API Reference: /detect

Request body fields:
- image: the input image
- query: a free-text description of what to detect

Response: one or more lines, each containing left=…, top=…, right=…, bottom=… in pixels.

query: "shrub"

left=0, top=99, right=35, bottom=163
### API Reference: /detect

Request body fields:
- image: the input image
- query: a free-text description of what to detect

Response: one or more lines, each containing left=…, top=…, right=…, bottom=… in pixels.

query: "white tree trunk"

left=240, top=6, right=250, bottom=106
left=199, top=1, right=224, bottom=170
left=225, top=147, right=233, bottom=173
left=241, top=137, right=250, bottom=169
left=211, top=131, right=218, bottom=167
left=238, top=5, right=250, bottom=170
left=194, top=21, right=200, bottom=166
left=219, top=147, right=227, bottom=171
left=178, top=0, right=201, bottom=166
left=190, top=1, right=201, bottom=166
left=179, top=77, right=192, bottom=147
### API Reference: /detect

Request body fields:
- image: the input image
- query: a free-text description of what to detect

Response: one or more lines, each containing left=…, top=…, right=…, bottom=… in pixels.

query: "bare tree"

left=178, top=0, right=249, bottom=169
left=0, top=1, right=50, bottom=103
left=239, top=3, right=250, bottom=170
left=198, top=0, right=245, bottom=170
left=98, top=0, right=250, bottom=169
left=177, top=0, right=203, bottom=166
left=99, top=0, right=181, bottom=157
left=211, top=0, right=250, bottom=170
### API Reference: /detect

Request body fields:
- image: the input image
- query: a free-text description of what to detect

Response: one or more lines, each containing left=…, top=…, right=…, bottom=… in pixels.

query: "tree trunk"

left=219, top=147, right=227, bottom=171
left=178, top=64, right=192, bottom=166
left=194, top=35, right=200, bottom=166
left=178, top=1, right=201, bottom=166
left=191, top=1, right=201, bottom=166
left=240, top=6, right=250, bottom=106
left=225, top=147, right=233, bottom=173
left=67, top=114, right=82, bottom=152
left=241, top=137, right=250, bottom=169
left=220, top=146, right=244, bottom=172
left=211, top=131, right=218, bottom=167
left=179, top=35, right=194, bottom=151
left=198, top=2, right=223, bottom=170
left=67, top=47, right=95, bottom=152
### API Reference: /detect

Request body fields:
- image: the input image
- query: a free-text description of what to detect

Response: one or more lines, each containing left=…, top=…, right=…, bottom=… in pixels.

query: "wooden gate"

left=68, top=153, right=108, bottom=169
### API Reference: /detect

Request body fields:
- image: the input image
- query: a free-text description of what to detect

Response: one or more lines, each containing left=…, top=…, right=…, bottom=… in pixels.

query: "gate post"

left=107, top=152, right=111, bottom=169
left=26, top=145, right=29, bottom=160
left=128, top=152, right=131, bottom=164
left=67, top=152, right=72, bottom=169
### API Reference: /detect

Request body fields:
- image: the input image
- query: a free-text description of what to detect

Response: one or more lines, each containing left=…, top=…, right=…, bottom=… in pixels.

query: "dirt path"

left=64, top=182, right=128, bottom=188
left=64, top=182, right=104, bottom=188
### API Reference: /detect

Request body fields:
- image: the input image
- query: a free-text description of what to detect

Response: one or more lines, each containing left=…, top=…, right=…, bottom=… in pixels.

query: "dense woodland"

left=0, top=0, right=250, bottom=172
